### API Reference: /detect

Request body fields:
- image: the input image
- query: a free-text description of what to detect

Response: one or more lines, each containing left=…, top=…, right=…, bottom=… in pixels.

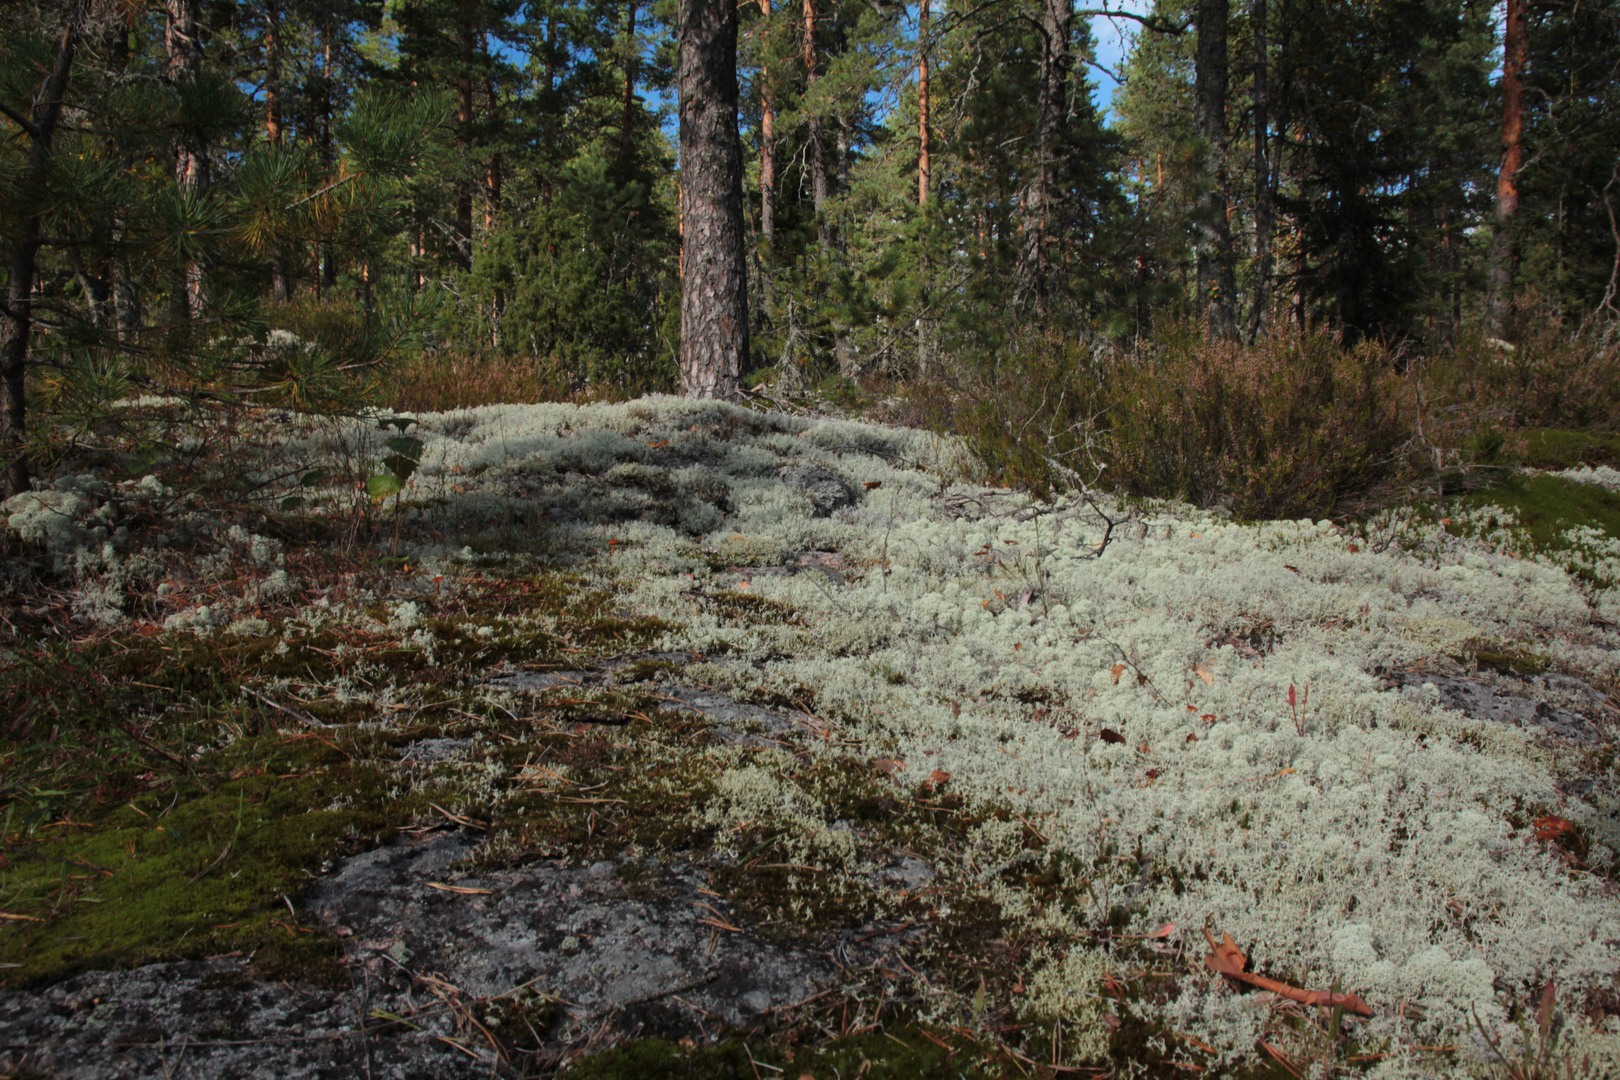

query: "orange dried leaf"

left=1534, top=816, right=1576, bottom=841
left=1202, top=928, right=1248, bottom=977
left=1110, top=662, right=1128, bottom=683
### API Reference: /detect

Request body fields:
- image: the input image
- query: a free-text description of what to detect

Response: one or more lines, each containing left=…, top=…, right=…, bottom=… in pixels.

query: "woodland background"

left=2, top=0, right=1620, bottom=515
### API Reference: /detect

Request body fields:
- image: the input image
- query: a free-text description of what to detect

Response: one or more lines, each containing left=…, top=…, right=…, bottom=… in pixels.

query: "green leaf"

left=366, top=474, right=404, bottom=500
left=299, top=469, right=327, bottom=487
left=279, top=496, right=305, bottom=511
left=383, top=416, right=416, bottom=433
left=381, top=455, right=418, bottom=482
left=383, top=435, right=423, bottom=461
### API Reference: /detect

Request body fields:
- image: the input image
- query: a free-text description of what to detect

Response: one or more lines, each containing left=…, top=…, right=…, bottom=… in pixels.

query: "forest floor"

left=1, top=396, right=1618, bottom=1080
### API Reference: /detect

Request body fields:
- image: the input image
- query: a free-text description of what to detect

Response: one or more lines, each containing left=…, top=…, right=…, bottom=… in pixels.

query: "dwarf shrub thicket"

left=937, top=314, right=1620, bottom=520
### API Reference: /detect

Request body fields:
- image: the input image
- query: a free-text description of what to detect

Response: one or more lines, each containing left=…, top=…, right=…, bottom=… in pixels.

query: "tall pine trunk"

left=679, top=0, right=748, bottom=398
left=456, top=0, right=476, bottom=271
left=1486, top=0, right=1526, bottom=336
left=803, top=0, right=830, bottom=248
left=266, top=0, right=290, bottom=303
left=1248, top=0, right=1273, bottom=338
left=1, top=3, right=84, bottom=497
left=917, top=0, right=930, bottom=207
left=1016, top=0, right=1070, bottom=319
left=167, top=0, right=209, bottom=321
left=916, top=0, right=932, bottom=378
left=1194, top=0, right=1238, bottom=338
left=758, top=0, right=776, bottom=244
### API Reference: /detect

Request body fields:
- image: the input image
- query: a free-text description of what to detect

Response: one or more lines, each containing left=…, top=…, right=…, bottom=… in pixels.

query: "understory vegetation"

left=3, top=381, right=1619, bottom=1078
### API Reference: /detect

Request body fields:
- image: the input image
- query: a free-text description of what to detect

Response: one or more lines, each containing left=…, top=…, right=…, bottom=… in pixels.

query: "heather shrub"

left=1431, top=294, right=1620, bottom=432
left=1107, top=324, right=1408, bottom=518
left=945, top=322, right=1409, bottom=519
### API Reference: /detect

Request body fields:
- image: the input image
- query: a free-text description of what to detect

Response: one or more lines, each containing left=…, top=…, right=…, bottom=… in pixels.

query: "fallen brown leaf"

left=1534, top=816, right=1576, bottom=841
left=1099, top=728, right=1126, bottom=744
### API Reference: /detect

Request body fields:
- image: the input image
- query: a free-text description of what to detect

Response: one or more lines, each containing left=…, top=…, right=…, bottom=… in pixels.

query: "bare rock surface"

left=1382, top=669, right=1615, bottom=744
left=0, top=832, right=837, bottom=1079
left=777, top=463, right=853, bottom=516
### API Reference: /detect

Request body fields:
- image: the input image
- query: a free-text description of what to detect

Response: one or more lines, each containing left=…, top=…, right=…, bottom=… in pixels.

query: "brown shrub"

left=933, top=322, right=1412, bottom=520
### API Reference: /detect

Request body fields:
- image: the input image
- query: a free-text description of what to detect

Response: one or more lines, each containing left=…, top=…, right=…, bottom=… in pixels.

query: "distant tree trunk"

left=456, top=0, right=476, bottom=270
left=679, top=0, right=748, bottom=398
left=317, top=17, right=335, bottom=296
left=1194, top=0, right=1238, bottom=338
left=917, top=0, right=930, bottom=207
left=1486, top=0, right=1527, bottom=336
left=266, top=0, right=291, bottom=303
left=1248, top=0, right=1273, bottom=339
left=619, top=0, right=639, bottom=169
left=758, top=0, right=776, bottom=244
left=916, top=0, right=932, bottom=378
left=1016, top=0, right=1070, bottom=318
left=1, top=3, right=85, bottom=498
left=803, top=0, right=831, bottom=248
left=166, top=0, right=209, bottom=320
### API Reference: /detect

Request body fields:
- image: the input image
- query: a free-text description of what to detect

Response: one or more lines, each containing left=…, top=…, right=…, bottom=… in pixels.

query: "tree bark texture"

left=917, top=0, right=930, bottom=207
left=167, top=0, right=209, bottom=320
left=679, top=0, right=748, bottom=399
left=266, top=0, right=291, bottom=302
left=1016, top=0, right=1070, bottom=318
left=1248, top=0, right=1273, bottom=338
left=1194, top=0, right=1239, bottom=338
left=1486, top=0, right=1526, bottom=335
left=2, top=3, right=86, bottom=497
left=803, top=0, right=831, bottom=248
left=456, top=0, right=476, bottom=270
left=758, top=0, right=775, bottom=243
left=620, top=0, right=639, bottom=169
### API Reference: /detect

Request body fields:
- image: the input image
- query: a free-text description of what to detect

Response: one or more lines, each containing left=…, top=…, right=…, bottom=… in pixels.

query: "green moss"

left=0, top=566, right=694, bottom=989
left=1452, top=473, right=1620, bottom=589
left=1449, top=643, right=1552, bottom=677
left=0, top=736, right=418, bottom=987
left=1518, top=429, right=1620, bottom=470
left=693, top=590, right=802, bottom=627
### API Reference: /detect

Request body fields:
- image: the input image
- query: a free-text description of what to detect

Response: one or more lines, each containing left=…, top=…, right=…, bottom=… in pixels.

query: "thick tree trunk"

left=679, top=0, right=748, bottom=399
left=1248, top=0, right=1272, bottom=339
left=758, top=0, right=776, bottom=244
left=1486, top=0, right=1526, bottom=336
left=1, top=3, right=84, bottom=498
left=1016, top=0, right=1071, bottom=318
left=167, top=0, right=209, bottom=320
left=1194, top=0, right=1238, bottom=338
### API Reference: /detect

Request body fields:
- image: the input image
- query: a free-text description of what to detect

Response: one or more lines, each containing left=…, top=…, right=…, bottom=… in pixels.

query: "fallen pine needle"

left=427, top=882, right=494, bottom=895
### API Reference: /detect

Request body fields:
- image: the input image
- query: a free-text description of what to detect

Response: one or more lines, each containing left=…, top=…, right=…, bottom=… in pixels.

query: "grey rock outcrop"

left=776, top=463, right=852, bottom=516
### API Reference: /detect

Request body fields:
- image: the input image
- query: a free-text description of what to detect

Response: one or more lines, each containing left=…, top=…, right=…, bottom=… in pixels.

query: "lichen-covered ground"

left=2, top=395, right=1618, bottom=1078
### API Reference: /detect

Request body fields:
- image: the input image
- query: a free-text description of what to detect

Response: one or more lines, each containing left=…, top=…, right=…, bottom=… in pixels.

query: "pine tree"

left=680, top=0, right=748, bottom=398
